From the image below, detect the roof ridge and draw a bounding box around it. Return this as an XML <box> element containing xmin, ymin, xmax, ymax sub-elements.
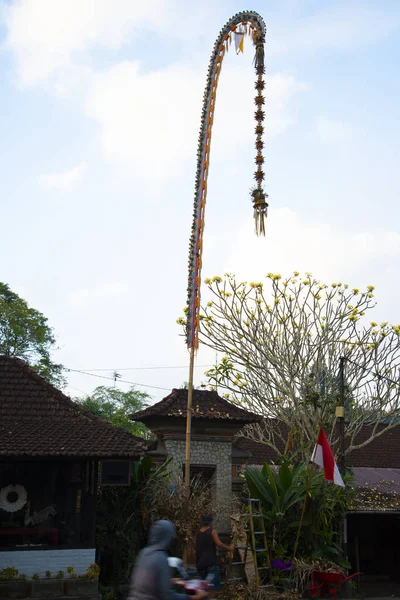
<box><xmin>131</xmin><ymin>387</ymin><xmax>261</xmax><ymax>422</ymax></box>
<box><xmin>0</xmin><ymin>355</ymin><xmax>146</xmax><ymax>457</ymax></box>
<box><xmin>0</xmin><ymin>355</ymin><xmax>132</xmax><ymax>431</ymax></box>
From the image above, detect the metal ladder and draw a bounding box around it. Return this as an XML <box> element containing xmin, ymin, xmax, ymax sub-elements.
<box><xmin>227</xmin><ymin>498</ymin><xmax>273</xmax><ymax>589</ymax></box>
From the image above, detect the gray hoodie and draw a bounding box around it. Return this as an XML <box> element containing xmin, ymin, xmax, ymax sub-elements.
<box><xmin>128</xmin><ymin>520</ymin><xmax>186</xmax><ymax>600</ymax></box>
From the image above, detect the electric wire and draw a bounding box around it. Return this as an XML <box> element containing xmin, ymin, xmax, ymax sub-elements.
<box><xmin>66</xmin><ymin>368</ymin><xmax>172</xmax><ymax>391</ymax></box>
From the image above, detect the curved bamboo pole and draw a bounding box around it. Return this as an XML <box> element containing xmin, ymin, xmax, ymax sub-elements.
<box><xmin>183</xmin><ymin>11</ymin><xmax>269</xmax><ymax>541</ymax></box>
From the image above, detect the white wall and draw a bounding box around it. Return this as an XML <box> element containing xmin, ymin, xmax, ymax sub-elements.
<box><xmin>0</xmin><ymin>548</ymin><xmax>96</xmax><ymax>577</ymax></box>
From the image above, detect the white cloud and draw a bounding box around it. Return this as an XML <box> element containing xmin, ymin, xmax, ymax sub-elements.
<box><xmin>316</xmin><ymin>117</ymin><xmax>353</xmax><ymax>143</ymax></box>
<box><xmin>68</xmin><ymin>283</ymin><xmax>128</xmax><ymax>306</ymax></box>
<box><xmin>2</xmin><ymin>0</ymin><xmax>165</xmax><ymax>87</ymax></box>
<box><xmin>223</xmin><ymin>208</ymin><xmax>400</xmax><ymax>318</ymax></box>
<box><xmin>85</xmin><ymin>58</ymin><xmax>307</xmax><ymax>178</ymax></box>
<box><xmin>37</xmin><ymin>162</ymin><xmax>87</xmax><ymax>190</ymax></box>
<box><xmin>85</xmin><ymin>61</ymin><xmax>203</xmax><ymax>178</ymax></box>
<box><xmin>2</xmin><ymin>0</ymin><xmax>308</xmax><ymax>181</ymax></box>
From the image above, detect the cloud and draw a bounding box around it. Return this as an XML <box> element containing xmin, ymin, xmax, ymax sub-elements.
<box><xmin>2</xmin><ymin>0</ymin><xmax>166</xmax><ymax>87</ymax></box>
<box><xmin>2</xmin><ymin>1</ymin><xmax>307</xmax><ymax>181</ymax></box>
<box><xmin>85</xmin><ymin>61</ymin><xmax>203</xmax><ymax>178</ymax></box>
<box><xmin>37</xmin><ymin>162</ymin><xmax>87</xmax><ymax>190</ymax></box>
<box><xmin>223</xmin><ymin>208</ymin><xmax>400</xmax><ymax>315</ymax></box>
<box><xmin>85</xmin><ymin>58</ymin><xmax>307</xmax><ymax>178</ymax></box>
<box><xmin>316</xmin><ymin>117</ymin><xmax>353</xmax><ymax>143</ymax></box>
<box><xmin>68</xmin><ymin>283</ymin><xmax>128</xmax><ymax>306</ymax></box>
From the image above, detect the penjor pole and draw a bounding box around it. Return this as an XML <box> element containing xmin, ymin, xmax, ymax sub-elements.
<box><xmin>184</xmin><ymin>10</ymin><xmax>269</xmax><ymax>531</ymax></box>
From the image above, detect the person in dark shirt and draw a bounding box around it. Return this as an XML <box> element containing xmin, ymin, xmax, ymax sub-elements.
<box><xmin>195</xmin><ymin>515</ymin><xmax>234</xmax><ymax>591</ymax></box>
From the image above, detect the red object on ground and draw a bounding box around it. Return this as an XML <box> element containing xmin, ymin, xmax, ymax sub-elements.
<box><xmin>307</xmin><ymin>571</ymin><xmax>360</xmax><ymax>599</ymax></box>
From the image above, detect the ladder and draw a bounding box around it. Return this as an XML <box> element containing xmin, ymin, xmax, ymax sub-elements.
<box><xmin>227</xmin><ymin>498</ymin><xmax>273</xmax><ymax>589</ymax></box>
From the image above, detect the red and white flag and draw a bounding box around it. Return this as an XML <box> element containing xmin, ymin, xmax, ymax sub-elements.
<box><xmin>311</xmin><ymin>428</ymin><xmax>345</xmax><ymax>487</ymax></box>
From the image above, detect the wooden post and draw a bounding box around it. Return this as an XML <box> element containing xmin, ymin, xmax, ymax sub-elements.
<box><xmin>183</xmin><ymin>346</ymin><xmax>195</xmax><ymax>566</ymax></box>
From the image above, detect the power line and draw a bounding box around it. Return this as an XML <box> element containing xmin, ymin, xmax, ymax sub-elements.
<box><xmin>71</xmin><ymin>364</ymin><xmax>213</xmax><ymax>373</ymax></box>
<box><xmin>66</xmin><ymin>368</ymin><xmax>172</xmax><ymax>392</ymax></box>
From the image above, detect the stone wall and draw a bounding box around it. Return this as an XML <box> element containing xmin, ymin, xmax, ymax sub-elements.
<box><xmin>165</xmin><ymin>438</ymin><xmax>232</xmax><ymax>532</ymax></box>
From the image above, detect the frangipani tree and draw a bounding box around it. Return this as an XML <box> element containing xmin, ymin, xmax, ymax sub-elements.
<box><xmin>178</xmin><ymin>273</ymin><xmax>400</xmax><ymax>458</ymax></box>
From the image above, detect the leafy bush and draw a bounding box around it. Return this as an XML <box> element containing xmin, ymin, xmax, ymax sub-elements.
<box><xmin>0</xmin><ymin>567</ymin><xmax>20</xmax><ymax>582</ymax></box>
<box><xmin>96</xmin><ymin>456</ymin><xmax>171</xmax><ymax>585</ymax></box>
<box><xmin>245</xmin><ymin>460</ymin><xmax>354</xmax><ymax>570</ymax></box>
<box><xmin>55</xmin><ymin>571</ymin><xmax>65</xmax><ymax>580</ymax></box>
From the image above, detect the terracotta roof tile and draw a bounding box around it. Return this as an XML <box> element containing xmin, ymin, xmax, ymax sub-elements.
<box><xmin>0</xmin><ymin>356</ymin><xmax>145</xmax><ymax>458</ymax></box>
<box><xmin>131</xmin><ymin>388</ymin><xmax>262</xmax><ymax>423</ymax></box>
<box><xmin>234</xmin><ymin>422</ymin><xmax>400</xmax><ymax>468</ymax></box>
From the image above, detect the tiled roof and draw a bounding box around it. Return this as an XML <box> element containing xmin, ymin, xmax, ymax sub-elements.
<box><xmin>131</xmin><ymin>388</ymin><xmax>262</xmax><ymax>423</ymax></box>
<box><xmin>234</xmin><ymin>423</ymin><xmax>400</xmax><ymax>469</ymax></box>
<box><xmin>233</xmin><ymin>436</ymin><xmax>279</xmax><ymax>464</ymax></box>
<box><xmin>0</xmin><ymin>356</ymin><xmax>146</xmax><ymax>458</ymax></box>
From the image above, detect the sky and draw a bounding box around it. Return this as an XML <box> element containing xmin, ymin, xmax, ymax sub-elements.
<box><xmin>0</xmin><ymin>0</ymin><xmax>400</xmax><ymax>403</ymax></box>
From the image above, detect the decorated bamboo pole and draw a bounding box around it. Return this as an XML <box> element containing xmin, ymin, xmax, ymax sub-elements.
<box><xmin>183</xmin><ymin>12</ymin><xmax>268</xmax><ymax>560</ymax></box>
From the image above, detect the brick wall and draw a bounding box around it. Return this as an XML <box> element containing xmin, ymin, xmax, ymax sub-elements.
<box><xmin>0</xmin><ymin>548</ymin><xmax>96</xmax><ymax>577</ymax></box>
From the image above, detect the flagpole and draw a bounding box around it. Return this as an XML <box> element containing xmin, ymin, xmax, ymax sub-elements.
<box><xmin>338</xmin><ymin>357</ymin><xmax>348</xmax><ymax>562</ymax></box>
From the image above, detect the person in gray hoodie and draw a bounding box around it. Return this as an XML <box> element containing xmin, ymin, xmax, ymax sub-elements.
<box><xmin>129</xmin><ymin>520</ymin><xmax>207</xmax><ymax>600</ymax></box>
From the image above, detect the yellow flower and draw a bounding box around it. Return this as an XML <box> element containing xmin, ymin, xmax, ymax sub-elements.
<box><xmin>204</xmin><ymin>278</ymin><xmax>211</xmax><ymax>284</ymax></box>
<box><xmin>272</xmin><ymin>274</ymin><xmax>281</xmax><ymax>280</ymax></box>
<box><xmin>353</xmin><ymin>288</ymin><xmax>360</xmax><ymax>295</ymax></box>
<box><xmin>293</xmin><ymin>271</ymin><xmax>299</xmax><ymax>276</ymax></box>
<box><xmin>371</xmin><ymin>322</ymin><xmax>377</xmax><ymax>327</ymax></box>
<box><xmin>367</xmin><ymin>285</ymin><xmax>375</xmax><ymax>292</ymax></box>
<box><xmin>274</xmin><ymin>298</ymin><xmax>280</xmax><ymax>304</ymax></box>
<box><xmin>332</xmin><ymin>283</ymin><xmax>338</xmax><ymax>288</ymax></box>
<box><xmin>207</xmin><ymin>301</ymin><xmax>212</xmax><ymax>307</ymax></box>
<box><xmin>212</xmin><ymin>276</ymin><xmax>222</xmax><ymax>283</ymax></box>
<box><xmin>302</xmin><ymin>280</ymin><xmax>310</xmax><ymax>286</ymax></box>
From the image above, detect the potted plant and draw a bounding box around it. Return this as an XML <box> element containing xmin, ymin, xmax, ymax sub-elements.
<box><xmin>65</xmin><ymin>565</ymin><xmax>100</xmax><ymax>596</ymax></box>
<box><xmin>0</xmin><ymin>567</ymin><xmax>31</xmax><ymax>599</ymax></box>
<box><xmin>31</xmin><ymin>571</ymin><xmax>64</xmax><ymax>598</ymax></box>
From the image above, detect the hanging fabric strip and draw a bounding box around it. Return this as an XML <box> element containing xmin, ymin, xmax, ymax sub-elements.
<box><xmin>234</xmin><ymin>28</ymin><xmax>245</xmax><ymax>54</ymax></box>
